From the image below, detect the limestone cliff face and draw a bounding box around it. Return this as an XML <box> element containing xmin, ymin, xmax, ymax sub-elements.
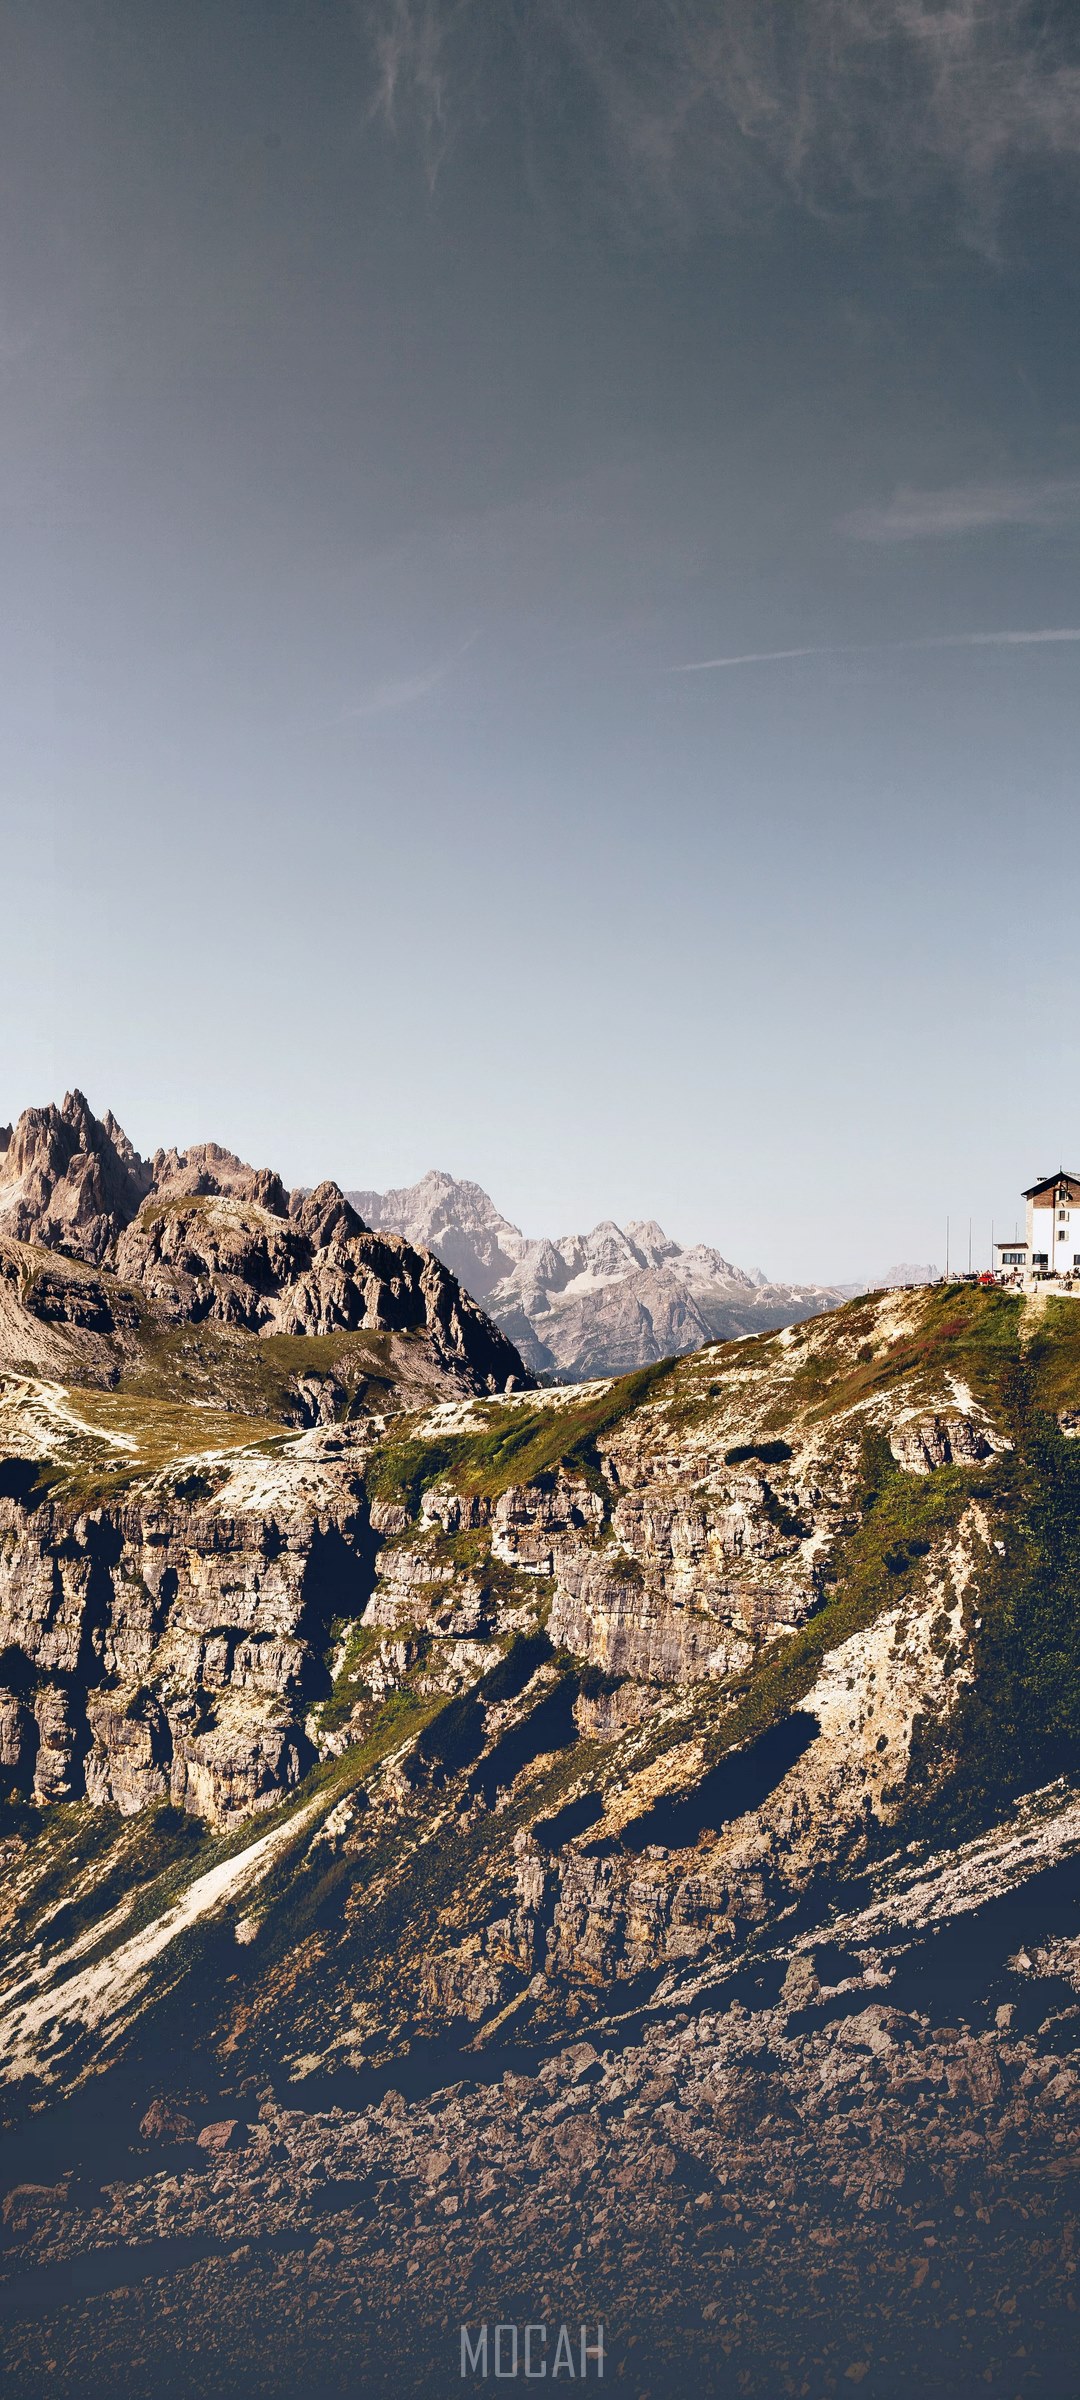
<box><xmin>360</xmin><ymin>1449</ymin><xmax>988</xmax><ymax>2035</ymax></box>
<box><xmin>0</xmin><ymin>1258</ymin><xmax>1027</xmax><ymax>1874</ymax></box>
<box><xmin>498</xmin><ymin>1552</ymin><xmax>980</xmax><ymax>2009</ymax></box>
<box><xmin>0</xmin><ymin>1279</ymin><xmax>1066</xmax><ymax>2035</ymax></box>
<box><xmin>0</xmin><ymin>1098</ymin><xmax>530</xmax><ymax>1826</ymax></box>
<box><xmin>370</xmin><ymin>1452</ymin><xmax>817</xmax><ymax>1687</ymax></box>
<box><xmin>0</xmin><ymin>1428</ymin><xmax>375</xmax><ymax>1822</ymax></box>
<box><xmin>3</xmin><ymin>1282</ymin><xmax>1080</xmax><ymax>2400</ymax></box>
<box><xmin>365</xmin><ymin>1331</ymin><xmax>994</xmax><ymax>1695</ymax></box>
<box><xmin>331</xmin><ymin>1298</ymin><xmax>1003</xmax><ymax>2035</ymax></box>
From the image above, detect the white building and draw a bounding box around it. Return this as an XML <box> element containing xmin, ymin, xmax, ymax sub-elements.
<box><xmin>996</xmin><ymin>1168</ymin><xmax>1080</xmax><ymax>1281</ymax></box>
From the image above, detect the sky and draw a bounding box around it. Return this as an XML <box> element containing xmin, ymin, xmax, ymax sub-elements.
<box><xmin>2</xmin><ymin>1</ymin><xmax>1080</xmax><ymax>1282</ymax></box>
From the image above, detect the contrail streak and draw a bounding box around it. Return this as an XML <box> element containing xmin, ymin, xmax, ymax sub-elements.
<box><xmin>672</xmin><ymin>628</ymin><xmax>1080</xmax><ymax>673</ymax></box>
<box><xmin>339</xmin><ymin>630</ymin><xmax>478</xmax><ymax>720</ymax></box>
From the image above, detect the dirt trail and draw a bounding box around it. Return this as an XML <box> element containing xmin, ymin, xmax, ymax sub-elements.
<box><xmin>1018</xmin><ymin>1287</ymin><xmax>1050</xmax><ymax>1346</ymax></box>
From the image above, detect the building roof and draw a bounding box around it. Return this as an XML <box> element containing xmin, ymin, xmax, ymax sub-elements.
<box><xmin>1023</xmin><ymin>1168</ymin><xmax>1080</xmax><ymax>1200</ymax></box>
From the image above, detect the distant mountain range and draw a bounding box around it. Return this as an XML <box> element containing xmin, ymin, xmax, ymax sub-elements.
<box><xmin>347</xmin><ymin>1168</ymin><xmax>873</xmax><ymax>1381</ymax></box>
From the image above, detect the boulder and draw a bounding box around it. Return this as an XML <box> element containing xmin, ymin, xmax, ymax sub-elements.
<box><xmin>196</xmin><ymin>2119</ymin><xmax>243</xmax><ymax>2154</ymax></box>
<box><xmin>139</xmin><ymin>2097</ymin><xmax>196</xmax><ymax>2143</ymax></box>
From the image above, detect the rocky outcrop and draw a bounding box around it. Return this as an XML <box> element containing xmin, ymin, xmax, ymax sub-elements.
<box><xmin>149</xmin><ymin>1141</ymin><xmax>289</xmax><ymax>1214</ymax></box>
<box><xmin>114</xmin><ymin>1189</ymin><xmax>524</xmax><ymax>1387</ymax></box>
<box><xmin>365</xmin><ymin>1398</ymin><xmax>847</xmax><ymax>1689</ymax></box>
<box><xmin>888</xmin><ymin>1409</ymin><xmax>999</xmax><ymax>1472</ymax></box>
<box><xmin>0</xmin><ymin>1101</ymin><xmax>526</xmax><ymax>1401</ymax></box>
<box><xmin>0</xmin><ymin>1092</ymin><xmax>151</xmax><ymax>1266</ymax></box>
<box><xmin>0</xmin><ymin>1095</ymin><xmax>295</xmax><ymax>1269</ymax></box>
<box><xmin>0</xmin><ymin>1238</ymin><xmax>145</xmax><ymax>1393</ymax></box>
<box><xmin>0</xmin><ymin>1429</ymin><xmax>374</xmax><ymax>1822</ymax></box>
<box><xmin>0</xmin><ymin>1277</ymin><xmax>1077</xmax><ymax>2400</ymax></box>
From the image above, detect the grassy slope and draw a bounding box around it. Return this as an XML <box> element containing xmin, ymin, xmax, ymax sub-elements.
<box><xmin>366</xmin><ymin>1360</ymin><xmax>677</xmax><ymax>1512</ymax></box>
<box><xmin>905</xmin><ymin>1300</ymin><xmax>1080</xmax><ymax>1833</ymax></box>
<box><xmin>114</xmin><ymin>1324</ymin><xmax>402</xmax><ymax>1419</ymax></box>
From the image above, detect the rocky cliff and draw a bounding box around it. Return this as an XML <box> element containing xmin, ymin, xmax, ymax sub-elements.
<box><xmin>3</xmin><ymin>1274</ymin><xmax>1077</xmax><ymax>1942</ymax></box>
<box><xmin>0</xmin><ymin>1090</ymin><xmax>314</xmax><ymax>1267</ymax></box>
<box><xmin>0</xmin><ymin>1096</ymin><xmax>528</xmax><ymax>1828</ymax></box>
<box><xmin>0</xmin><ymin>1093</ymin><xmax>153</xmax><ymax>1266</ymax></box>
<box><xmin>3</xmin><ymin>1269</ymin><xmax>1080</xmax><ymax>2394</ymax></box>
<box><xmin>352</xmin><ymin>1168</ymin><xmax>850</xmax><ymax>1380</ymax></box>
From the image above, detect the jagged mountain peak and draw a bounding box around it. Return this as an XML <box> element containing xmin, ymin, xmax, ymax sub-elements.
<box><xmin>348</xmin><ymin>1166</ymin><xmax>529</xmax><ymax>1298</ymax></box>
<box><xmin>0</xmin><ymin>1099</ymin><xmax>529</xmax><ymax>1407</ymax></box>
<box><xmin>624</xmin><ymin>1217</ymin><xmax>681</xmax><ymax>1266</ymax></box>
<box><xmin>289</xmin><ymin>1179</ymin><xmax>369</xmax><ymax>1246</ymax></box>
<box><xmin>0</xmin><ymin>1091</ymin><xmax>152</xmax><ymax>1265</ymax></box>
<box><xmin>150</xmin><ymin>1137</ymin><xmax>289</xmax><ymax>1216</ymax></box>
<box><xmin>355</xmin><ymin>1170</ymin><xmax>849</xmax><ymax>1380</ymax></box>
<box><xmin>351</xmin><ymin>1165</ymin><xmax>519</xmax><ymax>1230</ymax></box>
<box><xmin>0</xmin><ymin>1097</ymin><xmax>319</xmax><ymax>1263</ymax></box>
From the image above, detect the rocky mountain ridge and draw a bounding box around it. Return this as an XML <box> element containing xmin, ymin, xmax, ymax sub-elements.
<box><xmin>0</xmin><ymin>1091</ymin><xmax>294</xmax><ymax>1268</ymax></box>
<box><xmin>350</xmin><ymin>1167</ymin><xmax>851</xmax><ymax>1380</ymax></box>
<box><xmin>0</xmin><ymin>1092</ymin><xmax>524</xmax><ymax>1395</ymax></box>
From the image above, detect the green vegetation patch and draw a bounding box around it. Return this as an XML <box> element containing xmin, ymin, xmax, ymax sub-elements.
<box><xmin>784</xmin><ymin>1284</ymin><xmax>1025</xmax><ymax>1427</ymax></box>
<box><xmin>366</xmin><ymin>1360</ymin><xmax>676</xmax><ymax>1515</ymax></box>
<box><xmin>906</xmin><ymin>1358</ymin><xmax>1080</xmax><ymax>1836</ymax></box>
<box><xmin>116</xmin><ymin>1323</ymin><xmax>399</xmax><ymax>1423</ymax></box>
<box><xmin>645</xmin><ymin>1337</ymin><xmax>770</xmax><ymax>1438</ymax></box>
<box><xmin>58</xmin><ymin>1386</ymin><xmax>282</xmax><ymax>1459</ymax></box>
<box><xmin>316</xmin><ymin>1618</ymin><xmax>430</xmax><ymax>1736</ymax></box>
<box><xmin>1022</xmin><ymin>1295</ymin><xmax>1080</xmax><ymax>1419</ymax></box>
<box><xmin>24</xmin><ymin>1384</ymin><xmax>288</xmax><ymax>1512</ymax></box>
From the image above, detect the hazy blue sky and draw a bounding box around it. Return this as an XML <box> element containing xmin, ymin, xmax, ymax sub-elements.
<box><xmin>3</xmin><ymin>1</ymin><xmax>1080</xmax><ymax>1280</ymax></box>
